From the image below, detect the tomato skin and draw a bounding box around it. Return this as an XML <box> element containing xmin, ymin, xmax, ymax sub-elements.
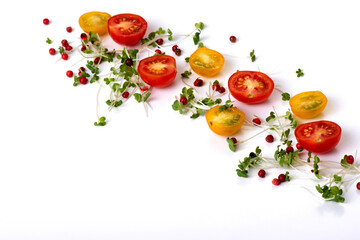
<box><xmin>137</xmin><ymin>55</ymin><xmax>177</xmax><ymax>88</ymax></box>
<box><xmin>290</xmin><ymin>91</ymin><xmax>327</xmax><ymax>119</ymax></box>
<box><xmin>108</xmin><ymin>13</ymin><xmax>147</xmax><ymax>46</ymax></box>
<box><xmin>189</xmin><ymin>48</ymin><xmax>225</xmax><ymax>77</ymax></box>
<box><xmin>294</xmin><ymin>120</ymin><xmax>341</xmax><ymax>153</ymax></box>
<box><xmin>205</xmin><ymin>105</ymin><xmax>246</xmax><ymax>136</ymax></box>
<box><xmin>79</xmin><ymin>12</ymin><xmax>111</xmax><ymax>35</ymax></box>
<box><xmin>228</xmin><ymin>71</ymin><xmax>274</xmax><ymax>104</ymax></box>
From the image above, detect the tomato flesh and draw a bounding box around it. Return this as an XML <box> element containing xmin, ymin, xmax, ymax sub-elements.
<box><xmin>294</xmin><ymin>120</ymin><xmax>341</xmax><ymax>153</ymax></box>
<box><xmin>137</xmin><ymin>55</ymin><xmax>177</xmax><ymax>87</ymax></box>
<box><xmin>228</xmin><ymin>71</ymin><xmax>274</xmax><ymax>104</ymax></box>
<box><xmin>79</xmin><ymin>12</ymin><xmax>111</xmax><ymax>35</ymax></box>
<box><xmin>108</xmin><ymin>13</ymin><xmax>147</xmax><ymax>46</ymax></box>
<box><xmin>189</xmin><ymin>48</ymin><xmax>224</xmax><ymax>77</ymax></box>
<box><xmin>290</xmin><ymin>91</ymin><xmax>327</xmax><ymax>119</ymax></box>
<box><xmin>205</xmin><ymin>105</ymin><xmax>245</xmax><ymax>136</ymax></box>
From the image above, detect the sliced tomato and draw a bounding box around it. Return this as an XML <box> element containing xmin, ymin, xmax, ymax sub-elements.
<box><xmin>189</xmin><ymin>48</ymin><xmax>225</xmax><ymax>77</ymax></box>
<box><xmin>79</xmin><ymin>11</ymin><xmax>111</xmax><ymax>35</ymax></box>
<box><xmin>205</xmin><ymin>105</ymin><xmax>245</xmax><ymax>136</ymax></box>
<box><xmin>290</xmin><ymin>91</ymin><xmax>327</xmax><ymax>119</ymax></box>
<box><xmin>108</xmin><ymin>13</ymin><xmax>147</xmax><ymax>46</ymax></box>
<box><xmin>228</xmin><ymin>71</ymin><xmax>274</xmax><ymax>104</ymax></box>
<box><xmin>294</xmin><ymin>120</ymin><xmax>341</xmax><ymax>153</ymax></box>
<box><xmin>137</xmin><ymin>55</ymin><xmax>177</xmax><ymax>87</ymax></box>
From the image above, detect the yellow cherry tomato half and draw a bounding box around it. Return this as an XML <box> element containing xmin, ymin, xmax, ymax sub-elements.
<box><xmin>289</xmin><ymin>91</ymin><xmax>327</xmax><ymax>119</ymax></box>
<box><xmin>205</xmin><ymin>105</ymin><xmax>245</xmax><ymax>136</ymax></box>
<box><xmin>189</xmin><ymin>48</ymin><xmax>225</xmax><ymax>77</ymax></box>
<box><xmin>79</xmin><ymin>11</ymin><xmax>111</xmax><ymax>35</ymax></box>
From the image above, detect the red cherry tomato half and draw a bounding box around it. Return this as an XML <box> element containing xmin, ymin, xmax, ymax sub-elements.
<box><xmin>294</xmin><ymin>120</ymin><xmax>342</xmax><ymax>154</ymax></box>
<box><xmin>137</xmin><ymin>55</ymin><xmax>177</xmax><ymax>87</ymax></box>
<box><xmin>108</xmin><ymin>13</ymin><xmax>147</xmax><ymax>46</ymax></box>
<box><xmin>228</xmin><ymin>71</ymin><xmax>274</xmax><ymax>104</ymax></box>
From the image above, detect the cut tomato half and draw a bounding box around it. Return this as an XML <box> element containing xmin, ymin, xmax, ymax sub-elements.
<box><xmin>228</xmin><ymin>71</ymin><xmax>274</xmax><ymax>104</ymax></box>
<box><xmin>108</xmin><ymin>13</ymin><xmax>147</xmax><ymax>46</ymax></box>
<box><xmin>137</xmin><ymin>55</ymin><xmax>177</xmax><ymax>87</ymax></box>
<box><xmin>294</xmin><ymin>120</ymin><xmax>341</xmax><ymax>153</ymax></box>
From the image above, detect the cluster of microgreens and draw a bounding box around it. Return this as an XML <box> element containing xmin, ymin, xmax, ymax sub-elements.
<box><xmin>44</xmin><ymin>17</ymin><xmax>359</xmax><ymax>202</ymax></box>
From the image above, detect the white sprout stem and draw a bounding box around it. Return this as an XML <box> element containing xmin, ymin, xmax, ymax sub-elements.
<box><xmin>238</xmin><ymin>127</ymin><xmax>273</xmax><ymax>144</ymax></box>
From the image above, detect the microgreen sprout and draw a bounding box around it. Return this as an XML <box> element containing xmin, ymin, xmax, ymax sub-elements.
<box><xmin>296</xmin><ymin>68</ymin><xmax>304</xmax><ymax>77</ymax></box>
<box><xmin>46</xmin><ymin>38</ymin><xmax>53</xmax><ymax>44</ymax></box>
<box><xmin>94</xmin><ymin>116</ymin><xmax>106</xmax><ymax>126</ymax></box>
<box><xmin>250</xmin><ymin>49</ymin><xmax>256</xmax><ymax>62</ymax></box>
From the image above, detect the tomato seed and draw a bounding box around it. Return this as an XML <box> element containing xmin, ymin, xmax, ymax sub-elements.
<box><xmin>66</xmin><ymin>26</ymin><xmax>72</xmax><ymax>33</ymax></box>
<box><xmin>346</xmin><ymin>155</ymin><xmax>354</xmax><ymax>164</ymax></box>
<box><xmin>357</xmin><ymin>182</ymin><xmax>360</xmax><ymax>190</ymax></box>
<box><xmin>229</xmin><ymin>35</ymin><xmax>237</xmax><ymax>43</ymax></box>
<box><xmin>252</xmin><ymin>118</ymin><xmax>261</xmax><ymax>125</ymax></box>
<box><xmin>180</xmin><ymin>96</ymin><xmax>188</xmax><ymax>105</ymax></box>
<box><xmin>66</xmin><ymin>70</ymin><xmax>73</xmax><ymax>78</ymax></box>
<box><xmin>272</xmin><ymin>178</ymin><xmax>280</xmax><ymax>186</ymax></box>
<box><xmin>61</xmin><ymin>53</ymin><xmax>69</xmax><ymax>60</ymax></box>
<box><xmin>122</xmin><ymin>91</ymin><xmax>130</xmax><ymax>98</ymax></box>
<box><xmin>79</xmin><ymin>77</ymin><xmax>88</xmax><ymax>85</ymax></box>
<box><xmin>265</xmin><ymin>135</ymin><xmax>274</xmax><ymax>143</ymax></box>
<box><xmin>258</xmin><ymin>169</ymin><xmax>266</xmax><ymax>178</ymax></box>
<box><xmin>49</xmin><ymin>48</ymin><xmax>56</xmax><ymax>55</ymax></box>
<box><xmin>43</xmin><ymin>18</ymin><xmax>50</xmax><ymax>25</ymax></box>
<box><xmin>193</xmin><ymin>78</ymin><xmax>204</xmax><ymax>87</ymax></box>
<box><xmin>278</xmin><ymin>174</ymin><xmax>286</xmax><ymax>182</ymax></box>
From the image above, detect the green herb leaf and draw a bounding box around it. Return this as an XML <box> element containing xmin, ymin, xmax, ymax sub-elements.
<box><xmin>227</xmin><ymin>138</ymin><xmax>236</xmax><ymax>152</ymax></box>
<box><xmin>296</xmin><ymin>68</ymin><xmax>304</xmax><ymax>77</ymax></box>
<box><xmin>282</xmin><ymin>92</ymin><xmax>291</xmax><ymax>101</ymax></box>
<box><xmin>250</xmin><ymin>49</ymin><xmax>256</xmax><ymax>62</ymax></box>
<box><xmin>46</xmin><ymin>38</ymin><xmax>53</xmax><ymax>44</ymax></box>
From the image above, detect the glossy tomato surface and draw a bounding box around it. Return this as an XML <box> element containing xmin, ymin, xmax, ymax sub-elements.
<box><xmin>138</xmin><ymin>55</ymin><xmax>177</xmax><ymax>87</ymax></box>
<box><xmin>108</xmin><ymin>13</ymin><xmax>147</xmax><ymax>46</ymax></box>
<box><xmin>205</xmin><ymin>105</ymin><xmax>245</xmax><ymax>136</ymax></box>
<box><xmin>290</xmin><ymin>91</ymin><xmax>327</xmax><ymax>119</ymax></box>
<box><xmin>79</xmin><ymin>12</ymin><xmax>111</xmax><ymax>35</ymax></box>
<box><xmin>228</xmin><ymin>71</ymin><xmax>274</xmax><ymax>104</ymax></box>
<box><xmin>294</xmin><ymin>120</ymin><xmax>341</xmax><ymax>153</ymax></box>
<box><xmin>189</xmin><ymin>48</ymin><xmax>224</xmax><ymax>77</ymax></box>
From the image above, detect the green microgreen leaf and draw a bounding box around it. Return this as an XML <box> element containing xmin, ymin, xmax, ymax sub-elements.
<box><xmin>250</xmin><ymin>49</ymin><xmax>256</xmax><ymax>62</ymax></box>
<box><xmin>181</xmin><ymin>70</ymin><xmax>192</xmax><ymax>78</ymax></box>
<box><xmin>282</xmin><ymin>92</ymin><xmax>291</xmax><ymax>101</ymax></box>
<box><xmin>227</xmin><ymin>138</ymin><xmax>236</xmax><ymax>152</ymax></box>
<box><xmin>46</xmin><ymin>38</ymin><xmax>53</xmax><ymax>44</ymax></box>
<box><xmin>94</xmin><ymin>116</ymin><xmax>106</xmax><ymax>126</ymax></box>
<box><xmin>296</xmin><ymin>68</ymin><xmax>304</xmax><ymax>77</ymax></box>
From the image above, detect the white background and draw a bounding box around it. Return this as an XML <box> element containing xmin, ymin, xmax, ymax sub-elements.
<box><xmin>1</xmin><ymin>0</ymin><xmax>360</xmax><ymax>239</ymax></box>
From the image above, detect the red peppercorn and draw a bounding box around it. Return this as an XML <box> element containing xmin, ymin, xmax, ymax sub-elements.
<box><xmin>43</xmin><ymin>18</ymin><xmax>50</xmax><ymax>25</ymax></box>
<box><xmin>218</xmin><ymin>87</ymin><xmax>226</xmax><ymax>93</ymax></box>
<box><xmin>61</xmin><ymin>53</ymin><xmax>69</xmax><ymax>60</ymax></box>
<box><xmin>212</xmin><ymin>83</ymin><xmax>220</xmax><ymax>91</ymax></box>
<box><xmin>230</xmin><ymin>137</ymin><xmax>237</xmax><ymax>144</ymax></box>
<box><xmin>140</xmin><ymin>86</ymin><xmax>149</xmax><ymax>91</ymax></box>
<box><xmin>79</xmin><ymin>67</ymin><xmax>86</xmax><ymax>72</ymax></box>
<box><xmin>156</xmin><ymin>38</ymin><xmax>164</xmax><ymax>45</ymax></box>
<box><xmin>81</xmin><ymin>45</ymin><xmax>87</xmax><ymax>52</ymax></box>
<box><xmin>61</xmin><ymin>39</ymin><xmax>69</xmax><ymax>47</ymax></box>
<box><xmin>122</xmin><ymin>91</ymin><xmax>130</xmax><ymax>98</ymax></box>
<box><xmin>172</xmin><ymin>45</ymin><xmax>178</xmax><ymax>52</ymax></box>
<box><xmin>49</xmin><ymin>48</ymin><xmax>56</xmax><ymax>55</ymax></box>
<box><xmin>258</xmin><ymin>169</ymin><xmax>266</xmax><ymax>178</ymax></box>
<box><xmin>79</xmin><ymin>77</ymin><xmax>88</xmax><ymax>85</ymax></box>
<box><xmin>346</xmin><ymin>155</ymin><xmax>354</xmax><ymax>164</ymax></box>
<box><xmin>66</xmin><ymin>70</ymin><xmax>73</xmax><ymax>78</ymax></box>
<box><xmin>229</xmin><ymin>35</ymin><xmax>237</xmax><ymax>43</ymax></box>
<box><xmin>66</xmin><ymin>26</ymin><xmax>72</xmax><ymax>33</ymax></box>
<box><xmin>296</xmin><ymin>142</ymin><xmax>303</xmax><ymax>150</ymax></box>
<box><xmin>174</xmin><ymin>48</ymin><xmax>181</xmax><ymax>56</ymax></box>
<box><xmin>272</xmin><ymin>178</ymin><xmax>280</xmax><ymax>186</ymax></box>
<box><xmin>180</xmin><ymin>96</ymin><xmax>188</xmax><ymax>105</ymax></box>
<box><xmin>193</xmin><ymin>78</ymin><xmax>203</xmax><ymax>87</ymax></box>
<box><xmin>94</xmin><ymin>57</ymin><xmax>102</xmax><ymax>65</ymax></box>
<box><xmin>80</xmin><ymin>33</ymin><xmax>88</xmax><ymax>40</ymax></box>
<box><xmin>265</xmin><ymin>135</ymin><xmax>274</xmax><ymax>143</ymax></box>
<box><xmin>125</xmin><ymin>58</ymin><xmax>133</xmax><ymax>66</ymax></box>
<box><xmin>278</xmin><ymin>174</ymin><xmax>286</xmax><ymax>182</ymax></box>
<box><xmin>252</xmin><ymin>118</ymin><xmax>261</xmax><ymax>125</ymax></box>
<box><xmin>155</xmin><ymin>49</ymin><xmax>162</xmax><ymax>54</ymax></box>
<box><xmin>357</xmin><ymin>182</ymin><xmax>360</xmax><ymax>190</ymax></box>
<box><xmin>286</xmin><ymin>146</ymin><xmax>294</xmax><ymax>153</ymax></box>
<box><xmin>65</xmin><ymin>45</ymin><xmax>72</xmax><ymax>51</ymax></box>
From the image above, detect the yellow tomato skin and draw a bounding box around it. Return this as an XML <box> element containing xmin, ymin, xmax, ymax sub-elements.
<box><xmin>79</xmin><ymin>12</ymin><xmax>111</xmax><ymax>35</ymax></box>
<box><xmin>189</xmin><ymin>48</ymin><xmax>225</xmax><ymax>77</ymax></box>
<box><xmin>205</xmin><ymin>105</ymin><xmax>245</xmax><ymax>136</ymax></box>
<box><xmin>289</xmin><ymin>91</ymin><xmax>327</xmax><ymax>119</ymax></box>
